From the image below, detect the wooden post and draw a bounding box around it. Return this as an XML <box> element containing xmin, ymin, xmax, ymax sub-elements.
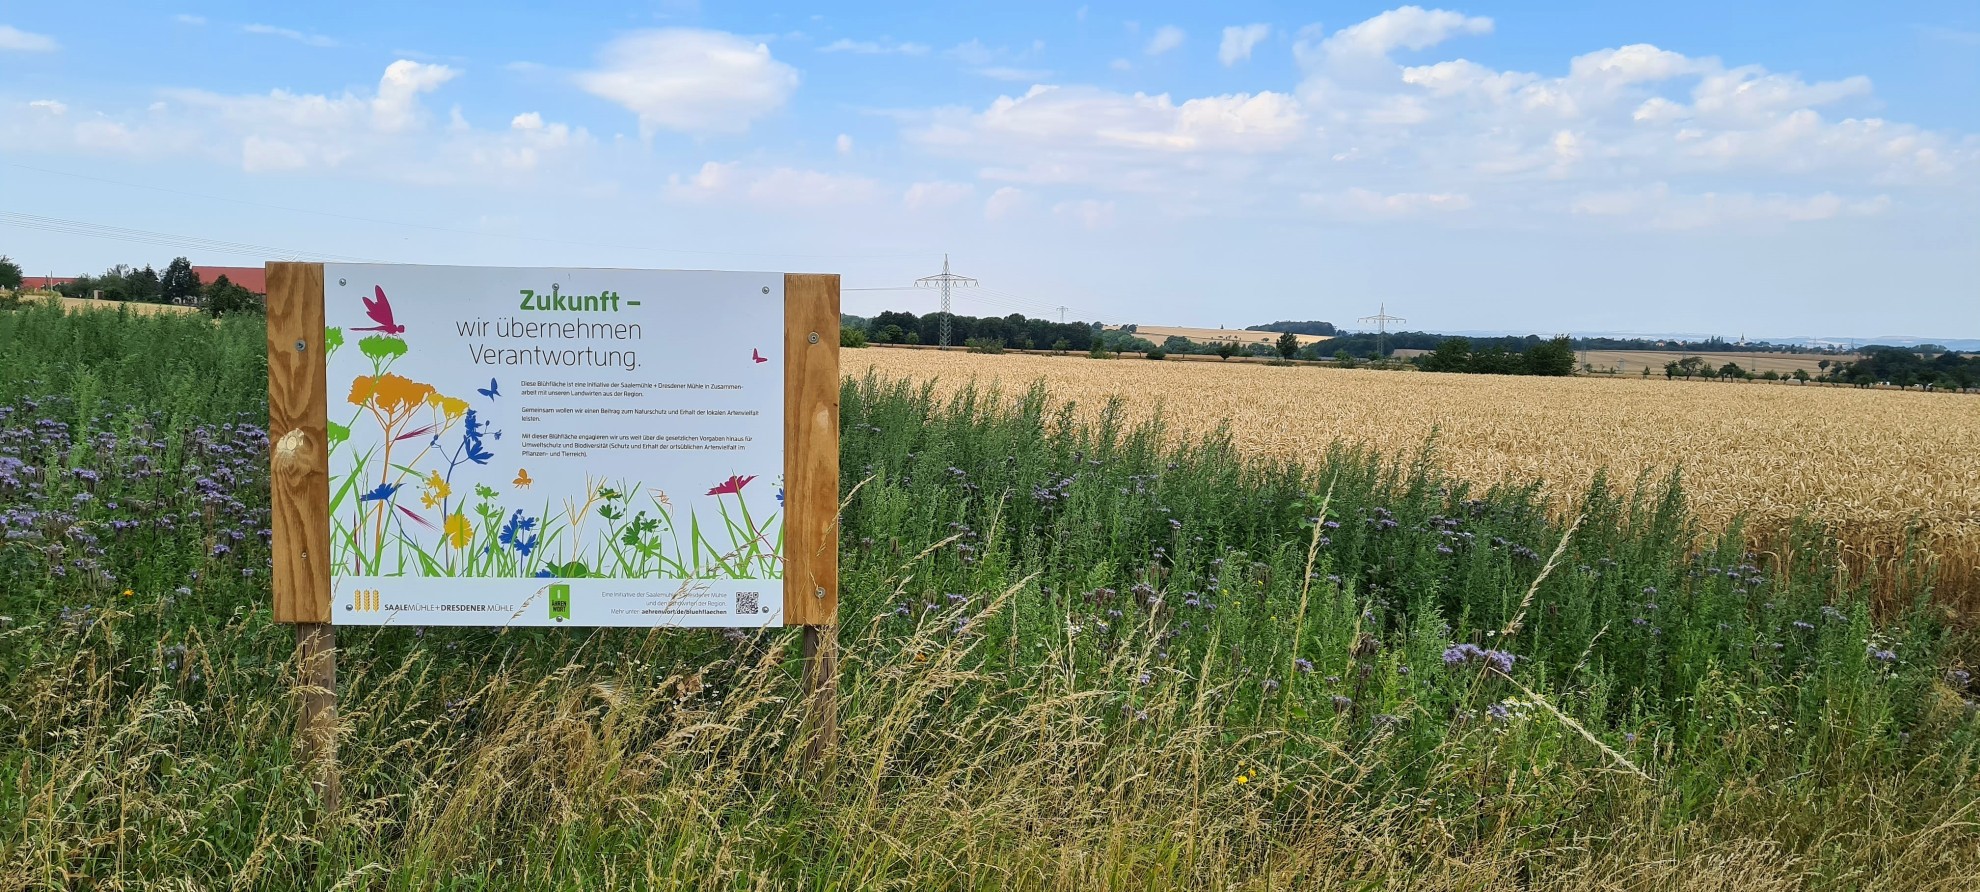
<box><xmin>266</xmin><ymin>262</ymin><xmax>338</xmax><ymax>809</ymax></box>
<box><xmin>783</xmin><ymin>273</ymin><xmax>841</xmax><ymax>760</ymax></box>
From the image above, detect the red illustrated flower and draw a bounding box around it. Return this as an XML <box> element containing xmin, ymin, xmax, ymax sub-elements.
<box><xmin>707</xmin><ymin>474</ymin><xmax>756</xmax><ymax>496</ymax></box>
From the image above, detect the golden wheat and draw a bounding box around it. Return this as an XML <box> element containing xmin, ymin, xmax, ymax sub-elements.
<box><xmin>851</xmin><ymin>348</ymin><xmax>1980</xmax><ymax>606</ymax></box>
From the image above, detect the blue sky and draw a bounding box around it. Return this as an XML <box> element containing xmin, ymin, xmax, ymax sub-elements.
<box><xmin>3</xmin><ymin>2</ymin><xmax>1976</xmax><ymax>338</ymax></box>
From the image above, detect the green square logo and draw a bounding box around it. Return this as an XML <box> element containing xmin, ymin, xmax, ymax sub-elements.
<box><xmin>548</xmin><ymin>584</ymin><xmax>571</xmax><ymax>621</ymax></box>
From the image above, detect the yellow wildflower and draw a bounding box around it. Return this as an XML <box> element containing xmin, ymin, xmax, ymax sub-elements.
<box><xmin>444</xmin><ymin>512</ymin><xmax>473</xmax><ymax>548</ymax></box>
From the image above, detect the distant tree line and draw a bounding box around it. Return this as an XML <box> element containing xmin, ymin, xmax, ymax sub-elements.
<box><xmin>1821</xmin><ymin>348</ymin><xmax>1978</xmax><ymax>390</ymax></box>
<box><xmin>1412</xmin><ymin>337</ymin><xmax>1578</xmax><ymax>377</ymax></box>
<box><xmin>856</xmin><ymin>310</ymin><xmax>1100</xmax><ymax>352</ymax></box>
<box><xmin>1246</xmin><ymin>320</ymin><xmax>1338</xmax><ymax>336</ymax></box>
<box><xmin>2</xmin><ymin>254</ymin><xmax>260</xmax><ymax>317</ymax></box>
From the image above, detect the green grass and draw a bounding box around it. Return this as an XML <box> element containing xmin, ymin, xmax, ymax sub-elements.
<box><xmin>1</xmin><ymin>304</ymin><xmax>1977</xmax><ymax>890</ymax></box>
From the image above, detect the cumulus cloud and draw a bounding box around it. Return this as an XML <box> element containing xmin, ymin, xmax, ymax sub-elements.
<box><xmin>28</xmin><ymin>99</ymin><xmax>66</xmax><ymax>115</ymax></box>
<box><xmin>578</xmin><ymin>29</ymin><xmax>799</xmax><ymax>136</ymax></box>
<box><xmin>0</xmin><ymin>24</ymin><xmax>58</xmax><ymax>52</ymax></box>
<box><xmin>1145</xmin><ymin>26</ymin><xmax>1186</xmax><ymax>56</ymax></box>
<box><xmin>8</xmin><ymin>60</ymin><xmax>596</xmax><ymax>184</ymax></box>
<box><xmin>1219</xmin><ymin>24</ymin><xmax>1271</xmax><ymax>66</ymax></box>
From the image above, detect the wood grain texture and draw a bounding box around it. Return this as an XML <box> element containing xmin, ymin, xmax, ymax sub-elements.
<box><xmin>782</xmin><ymin>273</ymin><xmax>840</xmax><ymax>627</ymax></box>
<box><xmin>802</xmin><ymin>625</ymin><xmax>838</xmax><ymax>764</ymax></box>
<box><xmin>296</xmin><ymin>622</ymin><xmax>341</xmax><ymax>811</ymax></box>
<box><xmin>266</xmin><ymin>262</ymin><xmax>332</xmax><ymax>624</ymax></box>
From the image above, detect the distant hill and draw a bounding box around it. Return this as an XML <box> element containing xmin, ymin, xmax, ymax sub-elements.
<box><xmin>1245</xmin><ymin>320</ymin><xmax>1338</xmax><ymax>336</ymax></box>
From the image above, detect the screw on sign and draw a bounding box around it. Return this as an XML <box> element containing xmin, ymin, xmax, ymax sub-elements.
<box><xmin>263</xmin><ymin>262</ymin><xmax>842</xmax><ymax>811</ymax></box>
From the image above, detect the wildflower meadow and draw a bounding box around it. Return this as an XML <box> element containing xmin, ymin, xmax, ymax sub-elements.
<box><xmin>2</xmin><ymin>300</ymin><xmax>1978</xmax><ymax>889</ymax></box>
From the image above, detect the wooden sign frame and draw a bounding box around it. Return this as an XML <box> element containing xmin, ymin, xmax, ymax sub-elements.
<box><xmin>265</xmin><ymin>262</ymin><xmax>841</xmax><ymax>807</ymax></box>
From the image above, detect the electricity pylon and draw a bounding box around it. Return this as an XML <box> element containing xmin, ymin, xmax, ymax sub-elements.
<box><xmin>1358</xmin><ymin>303</ymin><xmax>1407</xmax><ymax>361</ymax></box>
<box><xmin>915</xmin><ymin>254</ymin><xmax>977</xmax><ymax>347</ymax></box>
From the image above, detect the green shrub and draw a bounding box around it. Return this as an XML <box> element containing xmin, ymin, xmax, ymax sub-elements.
<box><xmin>841</xmin><ymin>327</ymin><xmax>868</xmax><ymax>348</ymax></box>
<box><xmin>965</xmin><ymin>337</ymin><xmax>1006</xmax><ymax>354</ymax></box>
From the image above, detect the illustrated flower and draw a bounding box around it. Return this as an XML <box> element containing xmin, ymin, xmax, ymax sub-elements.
<box><xmin>499</xmin><ymin>509</ymin><xmax>538</xmax><ymax>557</ymax></box>
<box><xmin>425</xmin><ymin>391</ymin><xmax>470</xmax><ymax>419</ymax></box>
<box><xmin>707</xmin><ymin>474</ymin><xmax>756</xmax><ymax>496</ymax></box>
<box><xmin>444</xmin><ymin>512</ymin><xmax>472</xmax><ymax>548</ymax></box>
<box><xmin>360</xmin><ymin>482</ymin><xmax>400</xmax><ymax>502</ymax></box>
<box><xmin>420</xmin><ymin>472</ymin><xmax>450</xmax><ymax>509</ymax></box>
<box><xmin>347</xmin><ymin>373</ymin><xmax>434</xmax><ymax>416</ymax></box>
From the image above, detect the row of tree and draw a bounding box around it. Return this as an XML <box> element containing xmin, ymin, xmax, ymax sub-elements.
<box><xmin>1414</xmin><ymin>337</ymin><xmax>1578</xmax><ymax>376</ymax></box>
<box><xmin>0</xmin><ymin>255</ymin><xmax>260</xmax><ymax>317</ymax></box>
<box><xmin>858</xmin><ymin>311</ymin><xmax>1101</xmax><ymax>352</ymax></box>
<box><xmin>1822</xmin><ymin>348</ymin><xmax>1978</xmax><ymax>390</ymax></box>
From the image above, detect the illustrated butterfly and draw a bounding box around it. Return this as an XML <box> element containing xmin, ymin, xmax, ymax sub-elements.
<box><xmin>514</xmin><ymin>468</ymin><xmax>533</xmax><ymax>488</ymax></box>
<box><xmin>477</xmin><ymin>378</ymin><xmax>500</xmax><ymax>399</ymax></box>
<box><xmin>354</xmin><ymin>286</ymin><xmax>406</xmax><ymax>335</ymax></box>
<box><xmin>751</xmin><ymin>348</ymin><xmax>768</xmax><ymax>364</ymax></box>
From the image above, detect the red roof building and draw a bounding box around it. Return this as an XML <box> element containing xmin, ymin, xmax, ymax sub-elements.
<box><xmin>191</xmin><ymin>266</ymin><xmax>267</xmax><ymax>294</ymax></box>
<box><xmin>19</xmin><ymin>276</ymin><xmax>77</xmax><ymax>291</ymax></box>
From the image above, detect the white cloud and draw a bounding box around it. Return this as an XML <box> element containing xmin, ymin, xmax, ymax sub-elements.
<box><xmin>819</xmin><ymin>38</ymin><xmax>930</xmax><ymax>56</ymax></box>
<box><xmin>0</xmin><ymin>24</ymin><xmax>58</xmax><ymax>52</ymax></box>
<box><xmin>28</xmin><ymin>99</ymin><xmax>66</xmax><ymax>115</ymax></box>
<box><xmin>1690</xmin><ymin>66</ymin><xmax>1872</xmax><ymax>126</ymax></box>
<box><xmin>1145</xmin><ymin>25</ymin><xmax>1185</xmax><ymax>56</ymax></box>
<box><xmin>10</xmin><ymin>60</ymin><xmax>598</xmax><ymax>184</ymax></box>
<box><xmin>242</xmin><ymin>23</ymin><xmax>339</xmax><ymax>48</ymax></box>
<box><xmin>984</xmin><ymin>186</ymin><xmax>1029</xmax><ymax>220</ymax></box>
<box><xmin>1053</xmin><ymin>198</ymin><xmax>1116</xmax><ymax>229</ymax></box>
<box><xmin>924</xmin><ymin>85</ymin><xmax>1305</xmax><ymax>155</ymax></box>
<box><xmin>667</xmin><ymin>161</ymin><xmax>879</xmax><ymax>205</ymax></box>
<box><xmin>903</xmin><ymin>180</ymin><xmax>974</xmax><ymax>210</ymax></box>
<box><xmin>1567</xmin><ymin>44</ymin><xmax>1708</xmax><ymax>87</ymax></box>
<box><xmin>1109</xmin><ymin>58</ymin><xmax>1132</xmax><ymax>72</ymax></box>
<box><xmin>836</xmin><ymin>132</ymin><xmax>853</xmax><ymax>154</ymax></box>
<box><xmin>373</xmin><ymin>61</ymin><xmax>458</xmax><ymax>132</ymax></box>
<box><xmin>173</xmin><ymin>14</ymin><xmax>206</xmax><ymax>26</ymax></box>
<box><xmin>578</xmin><ymin>29</ymin><xmax>799</xmax><ymax>136</ymax></box>
<box><xmin>1219</xmin><ymin>24</ymin><xmax>1271</xmax><ymax>66</ymax></box>
<box><xmin>1319</xmin><ymin>6</ymin><xmax>1491</xmax><ymax>58</ymax></box>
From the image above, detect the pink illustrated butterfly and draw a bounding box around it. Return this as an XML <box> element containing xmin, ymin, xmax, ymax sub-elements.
<box><xmin>354</xmin><ymin>286</ymin><xmax>406</xmax><ymax>335</ymax></box>
<box><xmin>751</xmin><ymin>348</ymin><xmax>768</xmax><ymax>364</ymax></box>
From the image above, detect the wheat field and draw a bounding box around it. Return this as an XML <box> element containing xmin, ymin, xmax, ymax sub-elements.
<box><xmin>852</xmin><ymin>348</ymin><xmax>1980</xmax><ymax>608</ymax></box>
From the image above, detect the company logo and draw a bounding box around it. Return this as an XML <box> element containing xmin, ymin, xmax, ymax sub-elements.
<box><xmin>548</xmin><ymin>584</ymin><xmax>571</xmax><ymax>622</ymax></box>
<box><xmin>348</xmin><ymin>588</ymin><xmax>382</xmax><ymax>612</ymax></box>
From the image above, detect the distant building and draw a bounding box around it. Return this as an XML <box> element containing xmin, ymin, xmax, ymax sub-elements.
<box><xmin>191</xmin><ymin>266</ymin><xmax>268</xmax><ymax>294</ymax></box>
<box><xmin>18</xmin><ymin>276</ymin><xmax>76</xmax><ymax>291</ymax></box>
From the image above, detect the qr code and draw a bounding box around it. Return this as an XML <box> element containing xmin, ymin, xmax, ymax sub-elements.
<box><xmin>736</xmin><ymin>592</ymin><xmax>760</xmax><ymax>615</ymax></box>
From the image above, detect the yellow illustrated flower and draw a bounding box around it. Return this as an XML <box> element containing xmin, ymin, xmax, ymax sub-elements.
<box><xmin>444</xmin><ymin>512</ymin><xmax>473</xmax><ymax>548</ymax></box>
<box><xmin>425</xmin><ymin>392</ymin><xmax>470</xmax><ymax>419</ymax></box>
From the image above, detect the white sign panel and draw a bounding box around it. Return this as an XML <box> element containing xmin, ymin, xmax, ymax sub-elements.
<box><xmin>321</xmin><ymin>264</ymin><xmax>785</xmax><ymax>627</ymax></box>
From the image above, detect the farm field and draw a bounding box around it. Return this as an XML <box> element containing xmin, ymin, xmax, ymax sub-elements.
<box><xmin>851</xmin><ymin>349</ymin><xmax>1980</xmax><ymax>609</ymax></box>
<box><xmin>1106</xmin><ymin>323</ymin><xmax>1333</xmax><ymax>348</ymax></box>
<box><xmin>4</xmin><ymin>302</ymin><xmax>1979</xmax><ymax>889</ymax></box>
<box><xmin>1574</xmin><ymin>349</ymin><xmax>1848</xmax><ymax>376</ymax></box>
